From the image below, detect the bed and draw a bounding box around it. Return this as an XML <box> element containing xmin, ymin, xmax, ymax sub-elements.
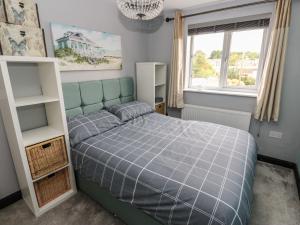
<box><xmin>62</xmin><ymin>77</ymin><xmax>257</xmax><ymax>225</ymax></box>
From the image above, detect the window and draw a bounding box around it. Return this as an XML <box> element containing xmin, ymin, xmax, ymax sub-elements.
<box><xmin>187</xmin><ymin>18</ymin><xmax>269</xmax><ymax>93</ymax></box>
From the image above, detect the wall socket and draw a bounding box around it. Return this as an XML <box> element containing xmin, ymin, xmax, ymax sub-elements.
<box><xmin>269</xmin><ymin>130</ymin><xmax>283</xmax><ymax>139</ymax></box>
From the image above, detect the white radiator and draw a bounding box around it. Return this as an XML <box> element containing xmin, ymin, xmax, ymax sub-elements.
<box><xmin>182</xmin><ymin>104</ymin><xmax>251</xmax><ymax>131</ymax></box>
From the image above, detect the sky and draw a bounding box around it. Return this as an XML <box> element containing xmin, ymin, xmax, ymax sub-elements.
<box><xmin>193</xmin><ymin>29</ymin><xmax>264</xmax><ymax>57</ymax></box>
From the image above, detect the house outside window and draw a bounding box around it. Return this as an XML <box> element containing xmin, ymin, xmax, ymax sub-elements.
<box><xmin>187</xmin><ymin>18</ymin><xmax>270</xmax><ymax>94</ymax></box>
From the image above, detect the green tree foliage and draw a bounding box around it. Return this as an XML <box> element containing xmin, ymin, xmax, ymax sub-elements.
<box><xmin>245</xmin><ymin>51</ymin><xmax>259</xmax><ymax>60</ymax></box>
<box><xmin>191</xmin><ymin>49</ymin><xmax>259</xmax><ymax>85</ymax></box>
<box><xmin>229</xmin><ymin>51</ymin><xmax>260</xmax><ymax>66</ymax></box>
<box><xmin>210</xmin><ymin>50</ymin><xmax>222</xmax><ymax>59</ymax></box>
<box><xmin>192</xmin><ymin>51</ymin><xmax>217</xmax><ymax>78</ymax></box>
<box><xmin>228</xmin><ymin>68</ymin><xmax>240</xmax><ymax>80</ymax></box>
<box><xmin>228</xmin><ymin>68</ymin><xmax>256</xmax><ymax>86</ymax></box>
<box><xmin>241</xmin><ymin>76</ymin><xmax>256</xmax><ymax>85</ymax></box>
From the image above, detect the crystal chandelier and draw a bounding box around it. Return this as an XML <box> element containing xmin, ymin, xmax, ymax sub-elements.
<box><xmin>117</xmin><ymin>0</ymin><xmax>164</xmax><ymax>20</ymax></box>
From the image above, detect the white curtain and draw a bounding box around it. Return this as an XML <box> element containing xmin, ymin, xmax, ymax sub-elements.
<box><xmin>255</xmin><ymin>0</ymin><xmax>292</xmax><ymax>122</ymax></box>
<box><xmin>168</xmin><ymin>11</ymin><xmax>184</xmax><ymax>108</ymax></box>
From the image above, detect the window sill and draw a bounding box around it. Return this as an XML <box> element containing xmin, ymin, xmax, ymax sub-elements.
<box><xmin>183</xmin><ymin>88</ymin><xmax>258</xmax><ymax>98</ymax></box>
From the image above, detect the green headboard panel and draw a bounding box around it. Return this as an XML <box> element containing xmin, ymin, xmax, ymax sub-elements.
<box><xmin>62</xmin><ymin>77</ymin><xmax>135</xmax><ymax>118</ymax></box>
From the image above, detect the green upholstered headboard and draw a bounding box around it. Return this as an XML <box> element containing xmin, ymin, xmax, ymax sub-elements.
<box><xmin>62</xmin><ymin>77</ymin><xmax>135</xmax><ymax>118</ymax></box>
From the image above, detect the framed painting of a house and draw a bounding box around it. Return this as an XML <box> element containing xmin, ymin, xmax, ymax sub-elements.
<box><xmin>50</xmin><ymin>23</ymin><xmax>122</xmax><ymax>71</ymax></box>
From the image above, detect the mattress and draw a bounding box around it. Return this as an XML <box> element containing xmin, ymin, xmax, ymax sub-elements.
<box><xmin>72</xmin><ymin>113</ymin><xmax>257</xmax><ymax>225</ymax></box>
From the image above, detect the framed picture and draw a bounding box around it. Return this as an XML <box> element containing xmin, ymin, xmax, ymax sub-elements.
<box><xmin>0</xmin><ymin>0</ymin><xmax>6</xmax><ymax>22</ymax></box>
<box><xmin>4</xmin><ymin>0</ymin><xmax>39</xmax><ymax>27</ymax></box>
<box><xmin>51</xmin><ymin>23</ymin><xmax>123</xmax><ymax>71</ymax></box>
<box><xmin>0</xmin><ymin>22</ymin><xmax>46</xmax><ymax>56</ymax></box>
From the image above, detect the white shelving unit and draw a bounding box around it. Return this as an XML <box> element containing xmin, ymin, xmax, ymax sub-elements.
<box><xmin>0</xmin><ymin>56</ymin><xmax>76</xmax><ymax>217</ymax></box>
<box><xmin>15</xmin><ymin>96</ymin><xmax>59</xmax><ymax>107</ymax></box>
<box><xmin>136</xmin><ymin>62</ymin><xmax>167</xmax><ymax>114</ymax></box>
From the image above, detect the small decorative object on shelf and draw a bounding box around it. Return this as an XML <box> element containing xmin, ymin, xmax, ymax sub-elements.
<box><xmin>117</xmin><ymin>0</ymin><xmax>164</xmax><ymax>20</ymax></box>
<box><xmin>0</xmin><ymin>22</ymin><xmax>46</xmax><ymax>56</ymax></box>
<box><xmin>155</xmin><ymin>97</ymin><xmax>163</xmax><ymax>103</ymax></box>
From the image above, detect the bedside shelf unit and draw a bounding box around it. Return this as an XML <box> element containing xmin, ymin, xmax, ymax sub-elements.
<box><xmin>0</xmin><ymin>56</ymin><xmax>76</xmax><ymax>217</ymax></box>
<box><xmin>136</xmin><ymin>62</ymin><xmax>167</xmax><ymax>115</ymax></box>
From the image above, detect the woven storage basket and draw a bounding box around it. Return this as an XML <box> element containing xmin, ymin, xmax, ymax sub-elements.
<box><xmin>26</xmin><ymin>136</ymin><xmax>68</xmax><ymax>179</ymax></box>
<box><xmin>34</xmin><ymin>168</ymin><xmax>71</xmax><ymax>207</ymax></box>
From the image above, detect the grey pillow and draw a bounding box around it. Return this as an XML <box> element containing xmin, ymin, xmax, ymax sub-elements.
<box><xmin>67</xmin><ymin>110</ymin><xmax>122</xmax><ymax>146</ymax></box>
<box><xmin>108</xmin><ymin>101</ymin><xmax>154</xmax><ymax>122</ymax></box>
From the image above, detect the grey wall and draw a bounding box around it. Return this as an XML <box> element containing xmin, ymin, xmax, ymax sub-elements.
<box><xmin>146</xmin><ymin>0</ymin><xmax>300</xmax><ymax>163</ymax></box>
<box><xmin>0</xmin><ymin>0</ymin><xmax>148</xmax><ymax>198</ymax></box>
<box><xmin>0</xmin><ymin>116</ymin><xmax>19</xmax><ymax>199</ymax></box>
<box><xmin>36</xmin><ymin>0</ymin><xmax>148</xmax><ymax>82</ymax></box>
<box><xmin>298</xmin><ymin>153</ymin><xmax>300</xmax><ymax>174</ymax></box>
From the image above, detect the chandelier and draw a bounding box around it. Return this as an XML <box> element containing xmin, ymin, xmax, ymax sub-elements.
<box><xmin>117</xmin><ymin>0</ymin><xmax>164</xmax><ymax>20</ymax></box>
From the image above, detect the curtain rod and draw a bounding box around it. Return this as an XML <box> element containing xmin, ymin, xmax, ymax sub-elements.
<box><xmin>165</xmin><ymin>0</ymin><xmax>276</xmax><ymax>22</ymax></box>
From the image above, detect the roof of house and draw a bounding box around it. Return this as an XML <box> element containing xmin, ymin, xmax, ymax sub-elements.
<box><xmin>57</xmin><ymin>31</ymin><xmax>102</xmax><ymax>48</ymax></box>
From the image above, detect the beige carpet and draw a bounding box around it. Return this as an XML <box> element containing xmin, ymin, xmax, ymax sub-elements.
<box><xmin>0</xmin><ymin>161</ymin><xmax>299</xmax><ymax>225</ymax></box>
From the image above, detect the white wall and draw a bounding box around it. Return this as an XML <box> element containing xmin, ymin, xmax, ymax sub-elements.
<box><xmin>146</xmin><ymin>0</ymin><xmax>300</xmax><ymax>163</ymax></box>
<box><xmin>0</xmin><ymin>0</ymin><xmax>148</xmax><ymax>199</ymax></box>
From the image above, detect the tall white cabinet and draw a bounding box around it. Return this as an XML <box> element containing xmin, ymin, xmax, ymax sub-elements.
<box><xmin>0</xmin><ymin>56</ymin><xmax>76</xmax><ymax>216</ymax></box>
<box><xmin>136</xmin><ymin>62</ymin><xmax>167</xmax><ymax>115</ymax></box>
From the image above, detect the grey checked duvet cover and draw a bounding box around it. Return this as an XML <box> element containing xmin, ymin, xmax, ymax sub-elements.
<box><xmin>71</xmin><ymin>112</ymin><xmax>257</xmax><ymax>225</ymax></box>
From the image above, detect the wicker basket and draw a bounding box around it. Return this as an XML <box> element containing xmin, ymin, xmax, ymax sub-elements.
<box><xmin>34</xmin><ymin>168</ymin><xmax>71</xmax><ymax>207</ymax></box>
<box><xmin>26</xmin><ymin>136</ymin><xmax>68</xmax><ymax>179</ymax></box>
<box><xmin>155</xmin><ymin>102</ymin><xmax>165</xmax><ymax>115</ymax></box>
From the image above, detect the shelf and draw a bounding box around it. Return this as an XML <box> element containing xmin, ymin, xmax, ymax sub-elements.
<box><xmin>15</xmin><ymin>96</ymin><xmax>59</xmax><ymax>107</ymax></box>
<box><xmin>22</xmin><ymin>126</ymin><xmax>64</xmax><ymax>147</ymax></box>
<box><xmin>155</xmin><ymin>83</ymin><xmax>166</xmax><ymax>87</ymax></box>
<box><xmin>32</xmin><ymin>164</ymin><xmax>70</xmax><ymax>183</ymax></box>
<box><xmin>0</xmin><ymin>56</ymin><xmax>57</xmax><ymax>63</ymax></box>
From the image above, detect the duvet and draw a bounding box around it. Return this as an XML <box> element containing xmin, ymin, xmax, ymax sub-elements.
<box><xmin>71</xmin><ymin>112</ymin><xmax>256</xmax><ymax>225</ymax></box>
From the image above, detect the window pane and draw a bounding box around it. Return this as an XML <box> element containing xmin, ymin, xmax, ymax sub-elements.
<box><xmin>191</xmin><ymin>33</ymin><xmax>224</xmax><ymax>88</ymax></box>
<box><xmin>227</xmin><ymin>29</ymin><xmax>264</xmax><ymax>88</ymax></box>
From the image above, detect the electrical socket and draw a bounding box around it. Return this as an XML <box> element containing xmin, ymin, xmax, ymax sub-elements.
<box><xmin>269</xmin><ymin>131</ymin><xmax>283</xmax><ymax>139</ymax></box>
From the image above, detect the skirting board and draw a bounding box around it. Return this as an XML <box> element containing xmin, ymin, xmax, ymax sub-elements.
<box><xmin>0</xmin><ymin>191</ymin><xmax>22</xmax><ymax>210</ymax></box>
<box><xmin>257</xmin><ymin>154</ymin><xmax>300</xmax><ymax>200</ymax></box>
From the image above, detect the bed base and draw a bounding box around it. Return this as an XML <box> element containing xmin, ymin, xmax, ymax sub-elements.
<box><xmin>75</xmin><ymin>172</ymin><xmax>163</xmax><ymax>225</ymax></box>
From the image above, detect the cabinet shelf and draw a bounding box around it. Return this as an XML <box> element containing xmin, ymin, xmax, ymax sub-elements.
<box><xmin>15</xmin><ymin>96</ymin><xmax>59</xmax><ymax>107</ymax></box>
<box><xmin>137</xmin><ymin>62</ymin><xmax>167</xmax><ymax>115</ymax></box>
<box><xmin>22</xmin><ymin>126</ymin><xmax>64</xmax><ymax>147</ymax></box>
<box><xmin>0</xmin><ymin>56</ymin><xmax>76</xmax><ymax>217</ymax></box>
<box><xmin>32</xmin><ymin>164</ymin><xmax>70</xmax><ymax>183</ymax></box>
<box><xmin>155</xmin><ymin>101</ymin><xmax>165</xmax><ymax>105</ymax></box>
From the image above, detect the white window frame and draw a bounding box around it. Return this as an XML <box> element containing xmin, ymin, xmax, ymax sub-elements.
<box><xmin>187</xmin><ymin>27</ymin><xmax>269</xmax><ymax>94</ymax></box>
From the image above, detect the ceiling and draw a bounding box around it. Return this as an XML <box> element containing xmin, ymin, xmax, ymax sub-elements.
<box><xmin>164</xmin><ymin>0</ymin><xmax>226</xmax><ymax>10</ymax></box>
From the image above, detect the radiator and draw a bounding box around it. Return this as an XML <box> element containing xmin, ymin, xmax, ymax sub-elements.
<box><xmin>182</xmin><ymin>104</ymin><xmax>252</xmax><ymax>131</ymax></box>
